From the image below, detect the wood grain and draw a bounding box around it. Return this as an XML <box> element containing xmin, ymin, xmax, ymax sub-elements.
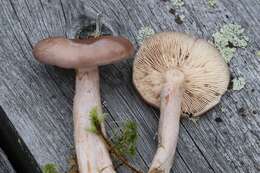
<box><xmin>0</xmin><ymin>0</ymin><xmax>259</xmax><ymax>172</ymax></box>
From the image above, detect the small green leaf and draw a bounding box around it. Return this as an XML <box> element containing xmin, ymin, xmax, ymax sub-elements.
<box><xmin>42</xmin><ymin>163</ymin><xmax>59</xmax><ymax>173</ymax></box>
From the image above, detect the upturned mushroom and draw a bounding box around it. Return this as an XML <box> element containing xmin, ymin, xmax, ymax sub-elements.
<box><xmin>33</xmin><ymin>22</ymin><xmax>134</xmax><ymax>173</ymax></box>
<box><xmin>133</xmin><ymin>32</ymin><xmax>230</xmax><ymax>173</ymax></box>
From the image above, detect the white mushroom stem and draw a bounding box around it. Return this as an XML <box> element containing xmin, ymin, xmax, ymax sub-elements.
<box><xmin>73</xmin><ymin>67</ymin><xmax>116</xmax><ymax>173</ymax></box>
<box><xmin>149</xmin><ymin>70</ymin><xmax>184</xmax><ymax>173</ymax></box>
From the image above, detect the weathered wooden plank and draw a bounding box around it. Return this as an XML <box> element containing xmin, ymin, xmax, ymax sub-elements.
<box><xmin>0</xmin><ymin>148</ymin><xmax>16</xmax><ymax>173</ymax></box>
<box><xmin>81</xmin><ymin>0</ymin><xmax>260</xmax><ymax>172</ymax></box>
<box><xmin>0</xmin><ymin>0</ymin><xmax>191</xmax><ymax>172</ymax></box>
<box><xmin>0</xmin><ymin>0</ymin><xmax>74</xmax><ymax>172</ymax></box>
<box><xmin>177</xmin><ymin>0</ymin><xmax>260</xmax><ymax>172</ymax></box>
<box><xmin>0</xmin><ymin>0</ymin><xmax>259</xmax><ymax>173</ymax></box>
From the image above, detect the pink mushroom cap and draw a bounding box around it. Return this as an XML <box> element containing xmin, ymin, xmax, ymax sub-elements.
<box><xmin>33</xmin><ymin>36</ymin><xmax>134</xmax><ymax>69</ymax></box>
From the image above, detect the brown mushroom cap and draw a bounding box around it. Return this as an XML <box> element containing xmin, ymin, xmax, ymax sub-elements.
<box><xmin>133</xmin><ymin>32</ymin><xmax>230</xmax><ymax>117</ymax></box>
<box><xmin>33</xmin><ymin>36</ymin><xmax>134</xmax><ymax>69</ymax></box>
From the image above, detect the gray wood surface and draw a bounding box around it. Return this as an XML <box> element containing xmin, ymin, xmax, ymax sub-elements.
<box><xmin>0</xmin><ymin>0</ymin><xmax>259</xmax><ymax>173</ymax></box>
<box><xmin>0</xmin><ymin>148</ymin><xmax>16</xmax><ymax>173</ymax></box>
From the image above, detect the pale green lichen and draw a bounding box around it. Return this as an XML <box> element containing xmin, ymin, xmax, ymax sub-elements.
<box><xmin>179</xmin><ymin>14</ymin><xmax>185</xmax><ymax>21</ymax></box>
<box><xmin>42</xmin><ymin>164</ymin><xmax>59</xmax><ymax>173</ymax></box>
<box><xmin>220</xmin><ymin>106</ymin><xmax>225</xmax><ymax>113</ymax></box>
<box><xmin>170</xmin><ymin>0</ymin><xmax>186</xmax><ymax>24</ymax></box>
<box><xmin>208</xmin><ymin>0</ymin><xmax>217</xmax><ymax>7</ymax></box>
<box><xmin>175</xmin><ymin>14</ymin><xmax>185</xmax><ymax>24</ymax></box>
<box><xmin>137</xmin><ymin>26</ymin><xmax>155</xmax><ymax>45</ymax></box>
<box><xmin>232</xmin><ymin>77</ymin><xmax>246</xmax><ymax>91</ymax></box>
<box><xmin>256</xmin><ymin>51</ymin><xmax>260</xmax><ymax>58</ymax></box>
<box><xmin>170</xmin><ymin>0</ymin><xmax>185</xmax><ymax>8</ymax></box>
<box><xmin>213</xmin><ymin>24</ymin><xmax>249</xmax><ymax>63</ymax></box>
<box><xmin>189</xmin><ymin>117</ymin><xmax>199</xmax><ymax>125</ymax></box>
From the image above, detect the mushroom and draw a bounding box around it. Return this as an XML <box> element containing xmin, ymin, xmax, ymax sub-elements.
<box><xmin>33</xmin><ymin>22</ymin><xmax>134</xmax><ymax>173</ymax></box>
<box><xmin>133</xmin><ymin>32</ymin><xmax>230</xmax><ymax>173</ymax></box>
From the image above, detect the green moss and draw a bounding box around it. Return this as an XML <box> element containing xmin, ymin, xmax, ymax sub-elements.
<box><xmin>137</xmin><ymin>26</ymin><xmax>155</xmax><ymax>45</ymax></box>
<box><xmin>170</xmin><ymin>0</ymin><xmax>185</xmax><ymax>8</ymax></box>
<box><xmin>88</xmin><ymin>106</ymin><xmax>105</xmax><ymax>134</ymax></box>
<box><xmin>213</xmin><ymin>24</ymin><xmax>249</xmax><ymax>63</ymax></box>
<box><xmin>113</xmin><ymin>121</ymin><xmax>138</xmax><ymax>157</ymax></box>
<box><xmin>232</xmin><ymin>77</ymin><xmax>246</xmax><ymax>91</ymax></box>
<box><xmin>42</xmin><ymin>164</ymin><xmax>59</xmax><ymax>173</ymax></box>
<box><xmin>208</xmin><ymin>0</ymin><xmax>217</xmax><ymax>7</ymax></box>
<box><xmin>87</xmin><ymin>107</ymin><xmax>138</xmax><ymax>158</ymax></box>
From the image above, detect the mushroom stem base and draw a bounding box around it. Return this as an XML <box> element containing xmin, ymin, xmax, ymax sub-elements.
<box><xmin>73</xmin><ymin>67</ymin><xmax>115</xmax><ymax>173</ymax></box>
<box><xmin>149</xmin><ymin>70</ymin><xmax>184</xmax><ymax>173</ymax></box>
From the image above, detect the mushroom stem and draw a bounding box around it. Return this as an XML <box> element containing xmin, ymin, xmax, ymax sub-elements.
<box><xmin>73</xmin><ymin>67</ymin><xmax>116</xmax><ymax>173</ymax></box>
<box><xmin>149</xmin><ymin>70</ymin><xmax>184</xmax><ymax>173</ymax></box>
